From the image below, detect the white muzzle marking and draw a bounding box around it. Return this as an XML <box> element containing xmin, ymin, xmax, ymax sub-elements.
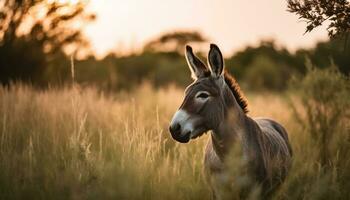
<box><xmin>170</xmin><ymin>109</ymin><xmax>194</xmax><ymax>136</ymax></box>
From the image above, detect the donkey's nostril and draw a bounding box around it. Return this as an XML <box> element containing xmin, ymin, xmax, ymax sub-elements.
<box><xmin>170</xmin><ymin>123</ymin><xmax>181</xmax><ymax>134</ymax></box>
<box><xmin>174</xmin><ymin>123</ymin><xmax>181</xmax><ymax>132</ymax></box>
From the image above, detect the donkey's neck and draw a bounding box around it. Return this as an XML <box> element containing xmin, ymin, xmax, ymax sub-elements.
<box><xmin>210</xmin><ymin>105</ymin><xmax>250</xmax><ymax>160</ymax></box>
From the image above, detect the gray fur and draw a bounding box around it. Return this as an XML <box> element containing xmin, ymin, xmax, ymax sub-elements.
<box><xmin>169</xmin><ymin>44</ymin><xmax>292</xmax><ymax>199</ymax></box>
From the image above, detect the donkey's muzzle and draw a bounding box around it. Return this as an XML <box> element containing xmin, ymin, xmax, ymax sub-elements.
<box><xmin>169</xmin><ymin>123</ymin><xmax>190</xmax><ymax>143</ymax></box>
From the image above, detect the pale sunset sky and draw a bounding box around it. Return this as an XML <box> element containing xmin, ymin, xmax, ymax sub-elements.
<box><xmin>83</xmin><ymin>0</ymin><xmax>329</xmax><ymax>57</ymax></box>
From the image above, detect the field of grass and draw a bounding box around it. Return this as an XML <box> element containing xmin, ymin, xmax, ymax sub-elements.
<box><xmin>0</xmin><ymin>81</ymin><xmax>349</xmax><ymax>199</ymax></box>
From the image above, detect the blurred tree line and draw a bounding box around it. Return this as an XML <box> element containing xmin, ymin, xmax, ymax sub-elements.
<box><xmin>0</xmin><ymin>0</ymin><xmax>349</xmax><ymax>91</ymax></box>
<box><xmin>73</xmin><ymin>36</ymin><xmax>349</xmax><ymax>92</ymax></box>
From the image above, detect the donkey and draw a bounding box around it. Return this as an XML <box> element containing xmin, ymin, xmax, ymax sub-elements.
<box><xmin>169</xmin><ymin>44</ymin><xmax>292</xmax><ymax>199</ymax></box>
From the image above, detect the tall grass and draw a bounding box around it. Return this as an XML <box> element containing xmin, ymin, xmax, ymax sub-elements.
<box><xmin>0</xmin><ymin>68</ymin><xmax>349</xmax><ymax>199</ymax></box>
<box><xmin>0</xmin><ymin>84</ymin><xmax>210</xmax><ymax>199</ymax></box>
<box><xmin>282</xmin><ymin>65</ymin><xmax>350</xmax><ymax>200</ymax></box>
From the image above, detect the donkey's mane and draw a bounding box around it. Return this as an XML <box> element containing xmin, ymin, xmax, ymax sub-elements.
<box><xmin>223</xmin><ymin>71</ymin><xmax>249</xmax><ymax>113</ymax></box>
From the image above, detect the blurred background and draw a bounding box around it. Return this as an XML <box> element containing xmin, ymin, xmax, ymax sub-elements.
<box><xmin>1</xmin><ymin>1</ymin><xmax>350</xmax><ymax>199</ymax></box>
<box><xmin>1</xmin><ymin>0</ymin><xmax>348</xmax><ymax>91</ymax></box>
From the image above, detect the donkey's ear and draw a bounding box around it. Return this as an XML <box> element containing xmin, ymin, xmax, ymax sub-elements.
<box><xmin>185</xmin><ymin>45</ymin><xmax>209</xmax><ymax>79</ymax></box>
<box><xmin>208</xmin><ymin>44</ymin><xmax>224</xmax><ymax>77</ymax></box>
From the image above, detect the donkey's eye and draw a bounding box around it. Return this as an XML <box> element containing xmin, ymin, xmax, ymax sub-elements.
<box><xmin>196</xmin><ymin>92</ymin><xmax>210</xmax><ymax>99</ymax></box>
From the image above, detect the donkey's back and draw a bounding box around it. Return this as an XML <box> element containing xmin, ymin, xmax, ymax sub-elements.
<box><xmin>254</xmin><ymin>118</ymin><xmax>292</xmax><ymax>157</ymax></box>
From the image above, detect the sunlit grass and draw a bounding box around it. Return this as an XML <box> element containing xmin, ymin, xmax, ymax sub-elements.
<box><xmin>0</xmin><ymin>83</ymin><xmax>348</xmax><ymax>199</ymax></box>
<box><xmin>0</xmin><ymin>84</ymin><xmax>209</xmax><ymax>199</ymax></box>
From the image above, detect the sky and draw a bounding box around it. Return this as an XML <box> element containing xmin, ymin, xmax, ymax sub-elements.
<box><xmin>83</xmin><ymin>0</ymin><xmax>329</xmax><ymax>58</ymax></box>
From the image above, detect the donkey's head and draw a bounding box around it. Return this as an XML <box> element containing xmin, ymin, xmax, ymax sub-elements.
<box><xmin>169</xmin><ymin>44</ymin><xmax>247</xmax><ymax>143</ymax></box>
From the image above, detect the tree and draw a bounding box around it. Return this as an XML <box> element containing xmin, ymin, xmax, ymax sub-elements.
<box><xmin>143</xmin><ymin>31</ymin><xmax>207</xmax><ymax>53</ymax></box>
<box><xmin>0</xmin><ymin>0</ymin><xmax>95</xmax><ymax>85</ymax></box>
<box><xmin>287</xmin><ymin>0</ymin><xmax>350</xmax><ymax>39</ymax></box>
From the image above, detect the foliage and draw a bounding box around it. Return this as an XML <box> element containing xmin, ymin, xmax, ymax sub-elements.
<box><xmin>64</xmin><ymin>38</ymin><xmax>349</xmax><ymax>92</ymax></box>
<box><xmin>226</xmin><ymin>40</ymin><xmax>304</xmax><ymax>91</ymax></box>
<box><xmin>282</xmin><ymin>64</ymin><xmax>350</xmax><ymax>200</ymax></box>
<box><xmin>1</xmin><ymin>21</ymin><xmax>350</xmax><ymax>92</ymax></box>
<box><xmin>290</xmin><ymin>63</ymin><xmax>350</xmax><ymax>168</ymax></box>
<box><xmin>74</xmin><ymin>51</ymin><xmax>191</xmax><ymax>91</ymax></box>
<box><xmin>0</xmin><ymin>0</ymin><xmax>95</xmax><ymax>85</ymax></box>
<box><xmin>295</xmin><ymin>37</ymin><xmax>350</xmax><ymax>74</ymax></box>
<box><xmin>287</xmin><ymin>0</ymin><xmax>350</xmax><ymax>38</ymax></box>
<box><xmin>144</xmin><ymin>31</ymin><xmax>207</xmax><ymax>53</ymax></box>
<box><xmin>243</xmin><ymin>55</ymin><xmax>293</xmax><ymax>91</ymax></box>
